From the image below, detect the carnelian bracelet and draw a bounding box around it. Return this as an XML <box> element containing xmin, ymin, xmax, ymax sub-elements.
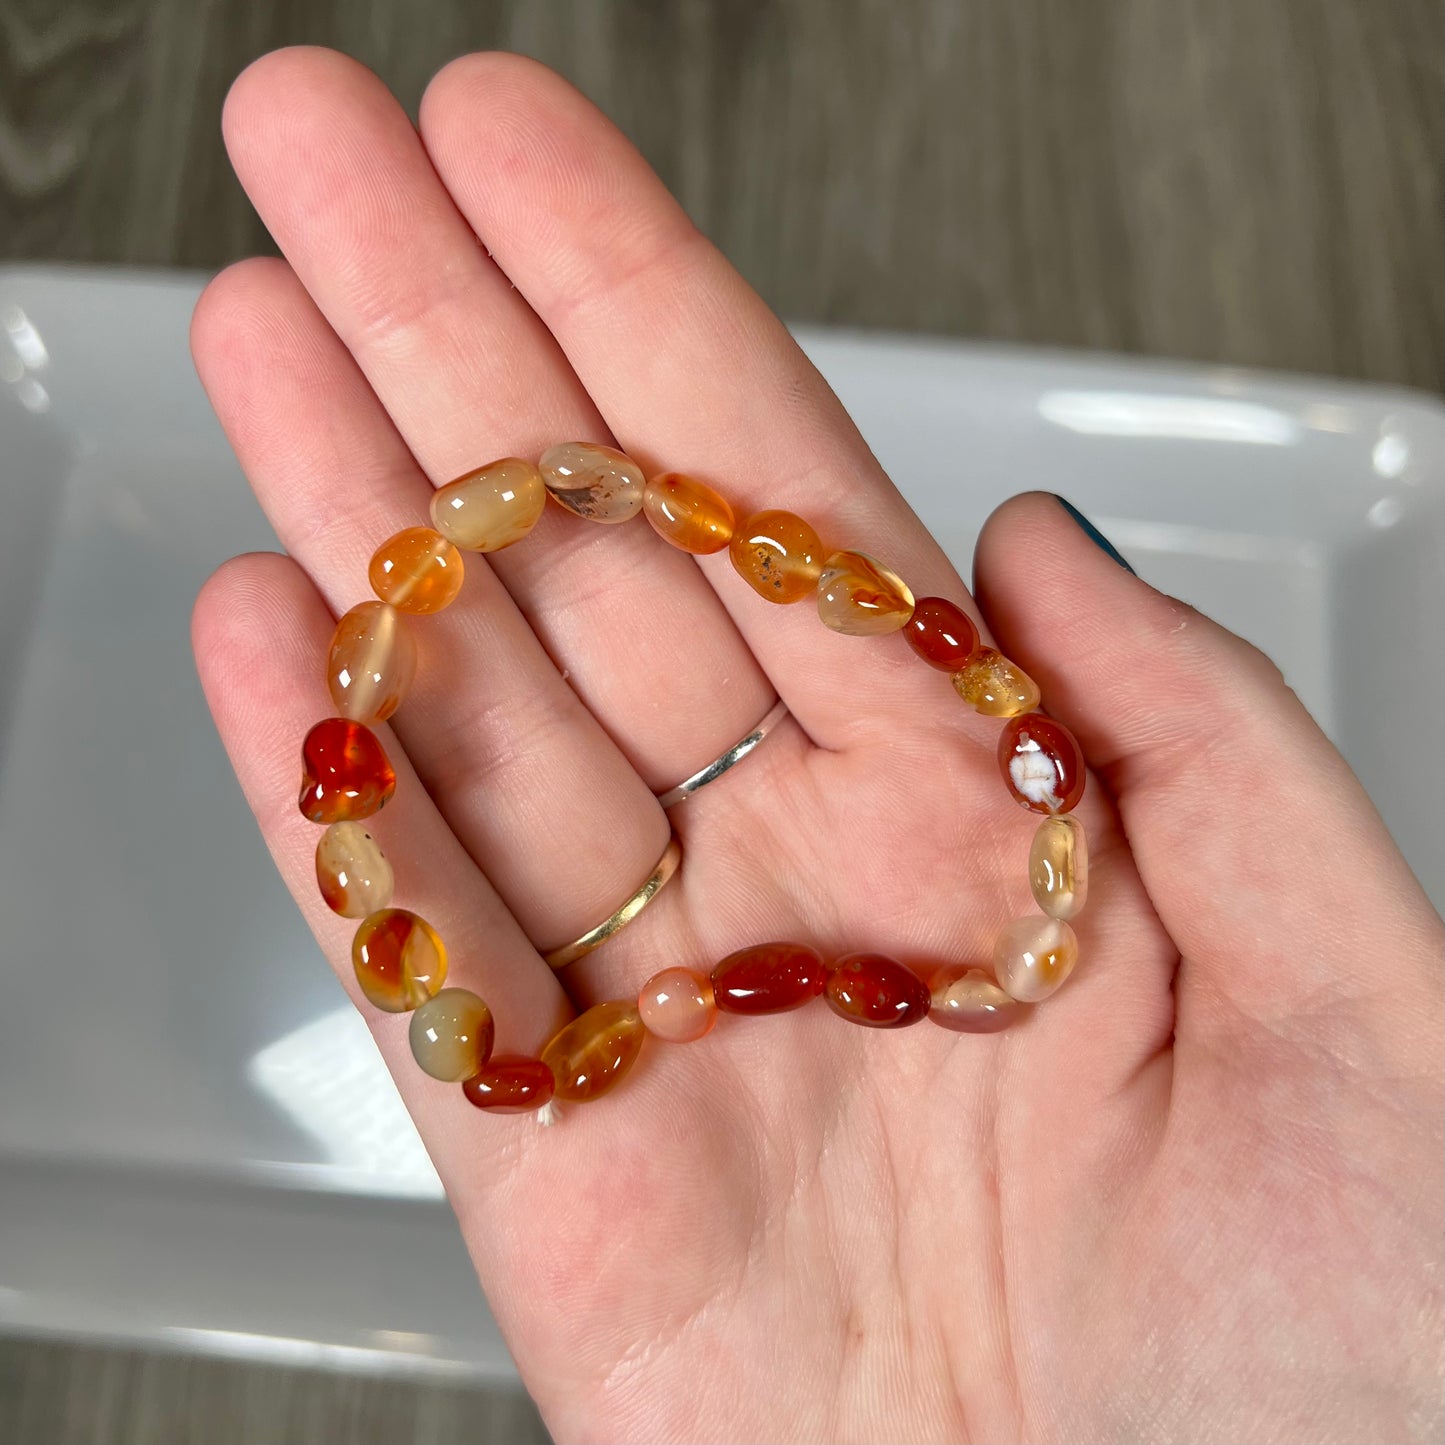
<box><xmin>299</xmin><ymin>445</ymin><xmax>1087</xmax><ymax>1117</ymax></box>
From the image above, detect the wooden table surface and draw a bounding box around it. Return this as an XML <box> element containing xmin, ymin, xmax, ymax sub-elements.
<box><xmin>3</xmin><ymin>0</ymin><xmax>1442</xmax><ymax>391</ymax></box>
<box><xmin>0</xmin><ymin>3</ymin><xmax>1441</xmax><ymax>1443</ymax></box>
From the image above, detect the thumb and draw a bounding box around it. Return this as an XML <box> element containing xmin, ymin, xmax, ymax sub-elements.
<box><xmin>972</xmin><ymin>492</ymin><xmax>1439</xmax><ymax>1029</ymax></box>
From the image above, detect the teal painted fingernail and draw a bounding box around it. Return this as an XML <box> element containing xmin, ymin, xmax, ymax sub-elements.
<box><xmin>1054</xmin><ymin>496</ymin><xmax>1136</xmax><ymax>574</ymax></box>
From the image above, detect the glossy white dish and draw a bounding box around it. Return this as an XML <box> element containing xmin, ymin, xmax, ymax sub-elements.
<box><xmin>0</xmin><ymin>266</ymin><xmax>1439</xmax><ymax>1380</ymax></box>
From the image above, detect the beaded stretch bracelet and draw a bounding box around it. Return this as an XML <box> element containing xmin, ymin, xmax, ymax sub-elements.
<box><xmin>299</xmin><ymin>445</ymin><xmax>1088</xmax><ymax>1118</ymax></box>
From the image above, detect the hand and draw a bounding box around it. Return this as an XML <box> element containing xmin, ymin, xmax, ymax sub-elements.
<box><xmin>191</xmin><ymin>48</ymin><xmax>1443</xmax><ymax>1444</ymax></box>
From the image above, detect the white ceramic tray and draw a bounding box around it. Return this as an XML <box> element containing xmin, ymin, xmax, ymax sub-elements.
<box><xmin>1</xmin><ymin>266</ymin><xmax>1440</xmax><ymax>1381</ymax></box>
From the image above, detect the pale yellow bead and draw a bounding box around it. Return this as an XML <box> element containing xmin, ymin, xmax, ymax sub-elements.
<box><xmin>1030</xmin><ymin>814</ymin><xmax>1088</xmax><ymax>921</ymax></box>
<box><xmin>430</xmin><ymin>458</ymin><xmax>546</xmax><ymax>552</ymax></box>
<box><xmin>315</xmin><ymin>822</ymin><xmax>394</xmax><ymax>919</ymax></box>
<box><xmin>408</xmin><ymin>988</ymin><xmax>495</xmax><ymax>1082</ymax></box>
<box><xmin>952</xmin><ymin>648</ymin><xmax>1041</xmax><ymax>717</ymax></box>
<box><xmin>994</xmin><ymin>915</ymin><xmax>1078</xmax><ymax>1002</ymax></box>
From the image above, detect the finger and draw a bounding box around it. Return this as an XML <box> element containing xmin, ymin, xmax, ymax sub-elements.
<box><xmin>420</xmin><ymin>52</ymin><xmax>979</xmax><ymax>750</ymax></box>
<box><xmin>191</xmin><ymin>256</ymin><xmax>668</xmax><ymax>961</ymax></box>
<box><xmin>973</xmin><ymin>492</ymin><xmax>1443</xmax><ymax>1029</ymax></box>
<box><xmin>191</xmin><ymin>551</ymin><xmax>569</xmax><ymax>1071</ymax></box>
<box><xmin>220</xmin><ymin>47</ymin><xmax>775</xmax><ymax>797</ymax></box>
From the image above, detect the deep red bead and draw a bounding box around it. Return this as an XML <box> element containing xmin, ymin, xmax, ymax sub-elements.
<box><xmin>997</xmin><ymin>714</ymin><xmax>1086</xmax><ymax>815</ymax></box>
<box><xmin>824</xmin><ymin>954</ymin><xmax>931</xmax><ymax>1027</ymax></box>
<box><xmin>903</xmin><ymin>597</ymin><xmax>980</xmax><ymax>672</ymax></box>
<box><xmin>462</xmin><ymin>1056</ymin><xmax>556</xmax><ymax>1113</ymax></box>
<box><xmin>711</xmin><ymin>942</ymin><xmax>826</xmax><ymax>1014</ymax></box>
<box><xmin>298</xmin><ymin>718</ymin><xmax>396</xmax><ymax>824</ymax></box>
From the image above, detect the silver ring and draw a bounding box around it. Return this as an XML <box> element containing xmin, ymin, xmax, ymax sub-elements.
<box><xmin>656</xmin><ymin>699</ymin><xmax>790</xmax><ymax>809</ymax></box>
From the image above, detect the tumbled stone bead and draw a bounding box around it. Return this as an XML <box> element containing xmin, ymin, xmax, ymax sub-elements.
<box><xmin>711</xmin><ymin>941</ymin><xmax>826</xmax><ymax>1014</ymax></box>
<box><xmin>369</xmin><ymin>527</ymin><xmax>464</xmax><ymax>614</ymax></box>
<box><xmin>642</xmin><ymin>472</ymin><xmax>735</xmax><ymax>554</ymax></box>
<box><xmin>816</xmin><ymin>552</ymin><xmax>916</xmax><ymax>636</ymax></box>
<box><xmin>298</xmin><ymin>718</ymin><xmax>396</xmax><ymax>824</ymax></box>
<box><xmin>999</xmin><ymin>714</ymin><xmax>1086</xmax><ymax>815</ymax></box>
<box><xmin>315</xmin><ymin>821</ymin><xmax>394</xmax><ymax>919</ymax></box>
<box><xmin>352</xmin><ymin>908</ymin><xmax>448</xmax><ymax>1013</ymax></box>
<box><xmin>638</xmin><ymin>967</ymin><xmax>717</xmax><ymax>1042</ymax></box>
<box><xmin>462</xmin><ymin>1056</ymin><xmax>556</xmax><ymax>1113</ymax></box>
<box><xmin>928</xmin><ymin>966</ymin><xmax>1022</xmax><ymax>1033</ymax></box>
<box><xmin>994</xmin><ymin>916</ymin><xmax>1078</xmax><ymax>1002</ymax></box>
<box><xmin>1030</xmin><ymin>814</ymin><xmax>1088</xmax><ymax>920</ymax></box>
<box><xmin>729</xmin><ymin>510</ymin><xmax>824</xmax><ymax>604</ymax></box>
<box><xmin>904</xmin><ymin>597</ymin><xmax>980</xmax><ymax>672</ymax></box>
<box><xmin>825</xmin><ymin>953</ymin><xmax>931</xmax><ymax>1027</ymax></box>
<box><xmin>952</xmin><ymin>647</ymin><xmax>1041</xmax><ymax>717</ymax></box>
<box><xmin>430</xmin><ymin>457</ymin><xmax>546</xmax><ymax>552</ymax></box>
<box><xmin>408</xmin><ymin>987</ymin><xmax>495</xmax><ymax>1081</ymax></box>
<box><xmin>326</xmin><ymin>601</ymin><xmax>417</xmax><ymax>724</ymax></box>
<box><xmin>541</xmin><ymin>1000</ymin><xmax>646</xmax><ymax>1102</ymax></box>
<box><xmin>540</xmin><ymin>442</ymin><xmax>645</xmax><ymax>523</ymax></box>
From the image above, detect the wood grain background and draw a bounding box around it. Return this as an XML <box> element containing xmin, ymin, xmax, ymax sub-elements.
<box><xmin>0</xmin><ymin>2</ymin><xmax>1441</xmax><ymax>1442</ymax></box>
<box><xmin>2</xmin><ymin>0</ymin><xmax>1442</xmax><ymax>391</ymax></box>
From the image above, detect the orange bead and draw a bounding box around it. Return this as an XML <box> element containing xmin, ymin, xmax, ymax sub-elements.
<box><xmin>952</xmin><ymin>647</ymin><xmax>1041</xmax><ymax>717</ymax></box>
<box><xmin>638</xmin><ymin>967</ymin><xmax>717</xmax><ymax>1042</ymax></box>
<box><xmin>326</xmin><ymin>601</ymin><xmax>417</xmax><ymax>723</ymax></box>
<box><xmin>298</xmin><ymin>718</ymin><xmax>396</xmax><ymax>824</ymax></box>
<box><xmin>352</xmin><ymin>908</ymin><xmax>448</xmax><ymax>1013</ymax></box>
<box><xmin>816</xmin><ymin>551</ymin><xmax>915</xmax><ymax>636</ymax></box>
<box><xmin>729</xmin><ymin>510</ymin><xmax>824</xmax><ymax>603</ymax></box>
<box><xmin>368</xmin><ymin>527</ymin><xmax>464</xmax><ymax>614</ymax></box>
<box><xmin>905</xmin><ymin>597</ymin><xmax>980</xmax><ymax>672</ymax></box>
<box><xmin>462</xmin><ymin>1056</ymin><xmax>556</xmax><ymax>1113</ymax></box>
<box><xmin>541</xmin><ymin>1000</ymin><xmax>646</xmax><ymax>1102</ymax></box>
<box><xmin>642</xmin><ymin>473</ymin><xmax>735</xmax><ymax>554</ymax></box>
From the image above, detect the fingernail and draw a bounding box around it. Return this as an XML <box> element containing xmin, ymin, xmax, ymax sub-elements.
<box><xmin>1054</xmin><ymin>496</ymin><xmax>1136</xmax><ymax>574</ymax></box>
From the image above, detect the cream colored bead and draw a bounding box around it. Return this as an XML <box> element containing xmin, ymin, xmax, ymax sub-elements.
<box><xmin>326</xmin><ymin>601</ymin><xmax>416</xmax><ymax>724</ymax></box>
<box><xmin>1029</xmin><ymin>814</ymin><xmax>1088</xmax><ymax>920</ymax></box>
<box><xmin>315</xmin><ymin>822</ymin><xmax>394</xmax><ymax>919</ymax></box>
<box><xmin>816</xmin><ymin>551</ymin><xmax>915</xmax><ymax>636</ymax></box>
<box><xmin>994</xmin><ymin>915</ymin><xmax>1078</xmax><ymax>1002</ymax></box>
<box><xmin>539</xmin><ymin>442</ymin><xmax>645</xmax><ymax>523</ymax></box>
<box><xmin>928</xmin><ymin>966</ymin><xmax>1022</xmax><ymax>1033</ymax></box>
<box><xmin>430</xmin><ymin>458</ymin><xmax>546</xmax><ymax>552</ymax></box>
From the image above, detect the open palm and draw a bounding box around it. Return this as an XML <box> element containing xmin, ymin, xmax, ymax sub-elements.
<box><xmin>192</xmin><ymin>49</ymin><xmax>1443</xmax><ymax>1444</ymax></box>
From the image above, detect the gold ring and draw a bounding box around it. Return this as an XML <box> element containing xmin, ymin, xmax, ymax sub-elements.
<box><xmin>542</xmin><ymin>832</ymin><xmax>682</xmax><ymax>970</ymax></box>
